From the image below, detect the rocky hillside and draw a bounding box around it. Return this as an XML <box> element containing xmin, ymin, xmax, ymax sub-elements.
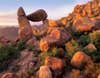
<box><xmin>0</xmin><ymin>0</ymin><xmax>100</xmax><ymax>78</ymax></box>
<box><xmin>0</xmin><ymin>27</ymin><xmax>18</xmax><ymax>40</ymax></box>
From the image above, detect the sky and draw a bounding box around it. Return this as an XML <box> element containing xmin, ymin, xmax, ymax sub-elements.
<box><xmin>0</xmin><ymin>0</ymin><xmax>90</xmax><ymax>26</ymax></box>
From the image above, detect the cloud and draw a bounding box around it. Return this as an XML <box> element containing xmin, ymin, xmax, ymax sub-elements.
<box><xmin>0</xmin><ymin>11</ymin><xmax>17</xmax><ymax>26</ymax></box>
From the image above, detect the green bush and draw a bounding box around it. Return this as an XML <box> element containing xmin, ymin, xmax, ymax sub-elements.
<box><xmin>17</xmin><ymin>40</ymin><xmax>26</xmax><ymax>51</ymax></box>
<box><xmin>39</xmin><ymin>47</ymin><xmax>64</xmax><ymax>65</ymax></box>
<box><xmin>93</xmin><ymin>34</ymin><xmax>100</xmax><ymax>51</ymax></box>
<box><xmin>65</xmin><ymin>39</ymin><xmax>81</xmax><ymax>57</ymax></box>
<box><xmin>79</xmin><ymin>34</ymin><xmax>90</xmax><ymax>47</ymax></box>
<box><xmin>0</xmin><ymin>43</ymin><xmax>19</xmax><ymax>72</ymax></box>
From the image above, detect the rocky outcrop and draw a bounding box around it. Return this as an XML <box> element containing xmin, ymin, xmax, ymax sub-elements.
<box><xmin>40</xmin><ymin>27</ymin><xmax>71</xmax><ymax>51</ymax></box>
<box><xmin>71</xmin><ymin>51</ymin><xmax>92</xmax><ymax>68</ymax></box>
<box><xmin>38</xmin><ymin>66</ymin><xmax>52</xmax><ymax>78</ymax></box>
<box><xmin>0</xmin><ymin>36</ymin><xmax>10</xmax><ymax>45</ymax></box>
<box><xmin>17</xmin><ymin>7</ymin><xmax>33</xmax><ymax>41</ymax></box>
<box><xmin>45</xmin><ymin>56</ymin><xmax>64</xmax><ymax>71</ymax></box>
<box><xmin>1</xmin><ymin>73</ymin><xmax>18</xmax><ymax>78</ymax></box>
<box><xmin>63</xmin><ymin>0</ymin><xmax>100</xmax><ymax>32</ymax></box>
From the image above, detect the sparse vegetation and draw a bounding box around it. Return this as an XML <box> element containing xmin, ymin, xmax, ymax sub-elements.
<box><xmin>0</xmin><ymin>43</ymin><xmax>19</xmax><ymax>71</ymax></box>
<box><xmin>79</xmin><ymin>34</ymin><xmax>90</xmax><ymax>47</ymax></box>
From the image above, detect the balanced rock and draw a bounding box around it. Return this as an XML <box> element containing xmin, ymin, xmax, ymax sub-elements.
<box><xmin>1</xmin><ymin>73</ymin><xmax>18</xmax><ymax>78</ymax></box>
<box><xmin>40</xmin><ymin>27</ymin><xmax>71</xmax><ymax>51</ymax></box>
<box><xmin>17</xmin><ymin>7</ymin><xmax>33</xmax><ymax>41</ymax></box>
<box><xmin>39</xmin><ymin>66</ymin><xmax>52</xmax><ymax>78</ymax></box>
<box><xmin>27</xmin><ymin>9</ymin><xmax>47</xmax><ymax>22</ymax></box>
<box><xmin>45</xmin><ymin>56</ymin><xmax>63</xmax><ymax>71</ymax></box>
<box><xmin>71</xmin><ymin>51</ymin><xmax>92</xmax><ymax>68</ymax></box>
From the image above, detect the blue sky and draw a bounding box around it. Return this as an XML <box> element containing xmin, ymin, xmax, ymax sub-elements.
<box><xmin>0</xmin><ymin>0</ymin><xmax>90</xmax><ymax>26</ymax></box>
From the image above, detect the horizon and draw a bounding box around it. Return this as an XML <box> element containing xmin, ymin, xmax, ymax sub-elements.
<box><xmin>0</xmin><ymin>0</ymin><xmax>91</xmax><ymax>26</ymax></box>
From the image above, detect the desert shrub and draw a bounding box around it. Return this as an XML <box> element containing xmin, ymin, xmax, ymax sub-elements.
<box><xmin>90</xmin><ymin>51</ymin><xmax>100</xmax><ymax>62</ymax></box>
<box><xmin>39</xmin><ymin>47</ymin><xmax>64</xmax><ymax>65</ymax></box>
<box><xmin>65</xmin><ymin>39</ymin><xmax>81</xmax><ymax>57</ymax></box>
<box><xmin>0</xmin><ymin>44</ymin><xmax>19</xmax><ymax>71</ymax></box>
<box><xmin>89</xmin><ymin>31</ymin><xmax>100</xmax><ymax>51</ymax></box>
<box><xmin>82</xmin><ymin>62</ymin><xmax>100</xmax><ymax>78</ymax></box>
<box><xmin>93</xmin><ymin>34</ymin><xmax>100</xmax><ymax>51</ymax></box>
<box><xmin>27</xmin><ymin>68</ymin><xmax>35</xmax><ymax>75</ymax></box>
<box><xmin>73</xmin><ymin>31</ymin><xmax>83</xmax><ymax>38</ymax></box>
<box><xmin>79</xmin><ymin>34</ymin><xmax>90</xmax><ymax>47</ymax></box>
<box><xmin>17</xmin><ymin>40</ymin><xmax>26</xmax><ymax>51</ymax></box>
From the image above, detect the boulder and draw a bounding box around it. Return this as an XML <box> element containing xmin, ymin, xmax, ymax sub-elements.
<box><xmin>40</xmin><ymin>27</ymin><xmax>71</xmax><ymax>51</ymax></box>
<box><xmin>84</xmin><ymin>43</ymin><xmax>97</xmax><ymax>53</ymax></box>
<box><xmin>17</xmin><ymin>7</ymin><xmax>33</xmax><ymax>41</ymax></box>
<box><xmin>1</xmin><ymin>73</ymin><xmax>18</xmax><ymax>78</ymax></box>
<box><xmin>26</xmin><ymin>37</ymin><xmax>40</xmax><ymax>51</ymax></box>
<box><xmin>0</xmin><ymin>36</ymin><xmax>10</xmax><ymax>45</ymax></box>
<box><xmin>38</xmin><ymin>66</ymin><xmax>52</xmax><ymax>78</ymax></box>
<box><xmin>48</xmin><ymin>20</ymin><xmax>58</xmax><ymax>27</ymax></box>
<box><xmin>73</xmin><ymin>17</ymin><xmax>95</xmax><ymax>32</ymax></box>
<box><xmin>40</xmin><ymin>39</ymin><xmax>49</xmax><ymax>52</ymax></box>
<box><xmin>98</xmin><ymin>74</ymin><xmax>100</xmax><ymax>78</ymax></box>
<box><xmin>27</xmin><ymin>9</ymin><xmax>47</xmax><ymax>22</ymax></box>
<box><xmin>45</xmin><ymin>56</ymin><xmax>63</xmax><ymax>71</ymax></box>
<box><xmin>92</xmin><ymin>19</ymin><xmax>100</xmax><ymax>30</ymax></box>
<box><xmin>71</xmin><ymin>51</ymin><xmax>92</xmax><ymax>68</ymax></box>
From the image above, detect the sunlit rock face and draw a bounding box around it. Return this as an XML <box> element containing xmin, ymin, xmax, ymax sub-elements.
<box><xmin>38</xmin><ymin>66</ymin><xmax>52</xmax><ymax>78</ymax></box>
<box><xmin>1</xmin><ymin>73</ymin><xmax>18</xmax><ymax>78</ymax></box>
<box><xmin>71</xmin><ymin>51</ymin><xmax>92</xmax><ymax>68</ymax></box>
<box><xmin>39</xmin><ymin>27</ymin><xmax>71</xmax><ymax>52</ymax></box>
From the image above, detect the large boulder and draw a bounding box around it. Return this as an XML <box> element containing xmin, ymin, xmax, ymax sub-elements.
<box><xmin>40</xmin><ymin>27</ymin><xmax>71</xmax><ymax>51</ymax></box>
<box><xmin>1</xmin><ymin>73</ymin><xmax>18</xmax><ymax>78</ymax></box>
<box><xmin>71</xmin><ymin>51</ymin><xmax>92</xmax><ymax>68</ymax></box>
<box><xmin>27</xmin><ymin>9</ymin><xmax>47</xmax><ymax>22</ymax></box>
<box><xmin>17</xmin><ymin>7</ymin><xmax>33</xmax><ymax>41</ymax></box>
<box><xmin>38</xmin><ymin>66</ymin><xmax>52</xmax><ymax>78</ymax></box>
<box><xmin>45</xmin><ymin>56</ymin><xmax>64</xmax><ymax>71</ymax></box>
<box><xmin>98</xmin><ymin>74</ymin><xmax>100</xmax><ymax>78</ymax></box>
<box><xmin>26</xmin><ymin>37</ymin><xmax>40</xmax><ymax>51</ymax></box>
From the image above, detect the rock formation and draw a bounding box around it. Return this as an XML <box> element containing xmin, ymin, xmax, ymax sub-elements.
<box><xmin>45</xmin><ymin>56</ymin><xmax>64</xmax><ymax>71</ymax></box>
<box><xmin>1</xmin><ymin>73</ymin><xmax>18</xmax><ymax>78</ymax></box>
<box><xmin>27</xmin><ymin>9</ymin><xmax>47</xmax><ymax>22</ymax></box>
<box><xmin>40</xmin><ymin>27</ymin><xmax>71</xmax><ymax>51</ymax></box>
<box><xmin>71</xmin><ymin>51</ymin><xmax>92</xmax><ymax>68</ymax></box>
<box><xmin>38</xmin><ymin>66</ymin><xmax>52</xmax><ymax>78</ymax></box>
<box><xmin>17</xmin><ymin>7</ymin><xmax>33</xmax><ymax>41</ymax></box>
